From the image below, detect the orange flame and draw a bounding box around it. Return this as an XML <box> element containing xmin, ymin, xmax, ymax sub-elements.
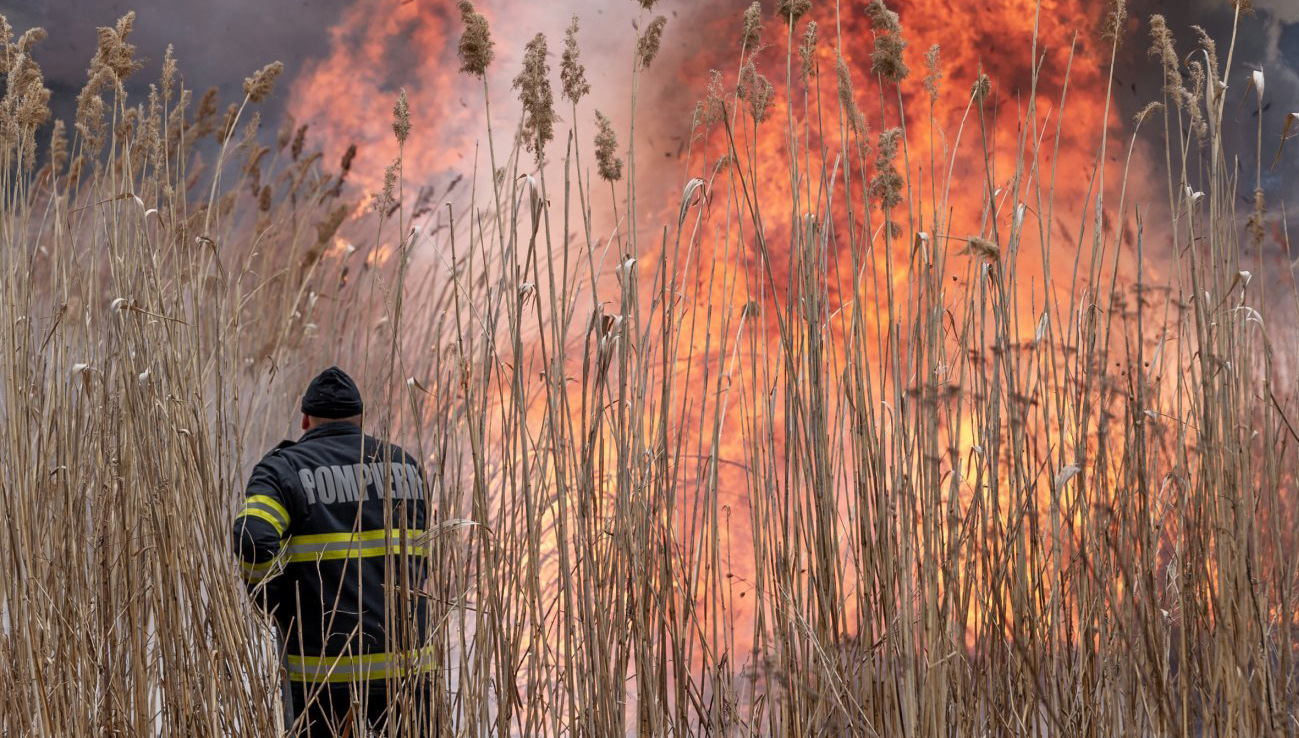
<box><xmin>288</xmin><ymin>0</ymin><xmax>1165</xmax><ymax>650</ymax></box>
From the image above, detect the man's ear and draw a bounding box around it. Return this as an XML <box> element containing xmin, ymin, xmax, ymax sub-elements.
<box><xmin>301</xmin><ymin>414</ymin><xmax>310</xmax><ymax>431</ymax></box>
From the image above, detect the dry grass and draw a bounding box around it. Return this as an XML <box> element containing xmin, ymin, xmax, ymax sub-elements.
<box><xmin>0</xmin><ymin>2</ymin><xmax>1296</xmax><ymax>736</ymax></box>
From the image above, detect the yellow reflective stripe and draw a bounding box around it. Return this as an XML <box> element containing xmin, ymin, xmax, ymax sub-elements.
<box><xmin>289</xmin><ymin>528</ymin><xmax>425</xmax><ymax>546</ymax></box>
<box><xmin>246</xmin><ymin>495</ymin><xmax>290</xmax><ymax>527</ymax></box>
<box><xmin>284</xmin><ymin>646</ymin><xmax>436</xmax><ymax>683</ymax></box>
<box><xmin>286</xmin><ymin>544</ymin><xmax>426</xmax><ymax>563</ymax></box>
<box><xmin>282</xmin><ymin>529</ymin><xmax>427</xmax><ymax>564</ymax></box>
<box><xmin>236</xmin><ymin>508</ymin><xmax>287</xmax><ymax>538</ymax></box>
<box><xmin>239</xmin><ymin>558</ymin><xmax>274</xmax><ymax>583</ymax></box>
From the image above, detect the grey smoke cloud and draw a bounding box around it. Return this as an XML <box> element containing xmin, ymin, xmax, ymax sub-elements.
<box><xmin>1</xmin><ymin>0</ymin><xmax>353</xmax><ymax>126</ymax></box>
<box><xmin>1121</xmin><ymin>1</ymin><xmax>1299</xmax><ymax>243</ymax></box>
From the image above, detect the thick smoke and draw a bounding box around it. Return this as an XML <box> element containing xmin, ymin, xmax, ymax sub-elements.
<box><xmin>1</xmin><ymin>0</ymin><xmax>351</xmax><ymax>126</ymax></box>
<box><xmin>1122</xmin><ymin>0</ymin><xmax>1299</xmax><ymax>249</ymax></box>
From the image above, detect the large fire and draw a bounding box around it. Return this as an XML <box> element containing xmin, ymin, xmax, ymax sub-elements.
<box><xmin>287</xmin><ymin>0</ymin><xmax>1167</xmax><ymax>651</ymax></box>
<box><xmin>287</xmin><ymin>0</ymin><xmax>1157</xmax><ymax>253</ymax></box>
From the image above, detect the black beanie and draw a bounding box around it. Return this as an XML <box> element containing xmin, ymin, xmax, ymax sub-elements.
<box><xmin>301</xmin><ymin>366</ymin><xmax>364</xmax><ymax>419</ymax></box>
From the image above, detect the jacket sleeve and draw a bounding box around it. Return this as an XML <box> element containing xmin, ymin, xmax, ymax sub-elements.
<box><xmin>232</xmin><ymin>458</ymin><xmax>294</xmax><ymax>590</ymax></box>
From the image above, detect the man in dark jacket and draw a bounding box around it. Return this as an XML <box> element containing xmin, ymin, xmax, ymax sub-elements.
<box><xmin>234</xmin><ymin>367</ymin><xmax>431</xmax><ymax>736</ymax></box>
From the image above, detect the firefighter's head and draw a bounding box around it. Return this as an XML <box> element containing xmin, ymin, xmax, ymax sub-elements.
<box><xmin>300</xmin><ymin>366</ymin><xmax>364</xmax><ymax>431</ymax></box>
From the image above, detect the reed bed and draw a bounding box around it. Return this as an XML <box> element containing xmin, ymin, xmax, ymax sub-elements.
<box><xmin>0</xmin><ymin>2</ymin><xmax>1295</xmax><ymax>736</ymax></box>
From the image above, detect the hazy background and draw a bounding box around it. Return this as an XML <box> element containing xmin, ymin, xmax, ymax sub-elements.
<box><xmin>3</xmin><ymin>0</ymin><xmax>1297</xmax><ymax>255</ymax></box>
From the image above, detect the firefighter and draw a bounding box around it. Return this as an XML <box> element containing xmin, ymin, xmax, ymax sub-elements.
<box><xmin>233</xmin><ymin>367</ymin><xmax>431</xmax><ymax>736</ymax></box>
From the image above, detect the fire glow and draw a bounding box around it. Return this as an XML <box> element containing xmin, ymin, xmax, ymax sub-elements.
<box><xmin>289</xmin><ymin>0</ymin><xmax>1168</xmax><ymax>654</ymax></box>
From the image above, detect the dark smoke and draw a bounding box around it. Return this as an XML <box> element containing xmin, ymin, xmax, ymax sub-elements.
<box><xmin>1</xmin><ymin>0</ymin><xmax>351</xmax><ymax>129</ymax></box>
<box><xmin>1123</xmin><ymin>0</ymin><xmax>1299</xmax><ymax>255</ymax></box>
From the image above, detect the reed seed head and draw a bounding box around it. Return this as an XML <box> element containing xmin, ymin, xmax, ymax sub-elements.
<box><xmin>594</xmin><ymin>110</ymin><xmax>622</xmax><ymax>182</ymax></box>
<box><xmin>75</xmin><ymin>65</ymin><xmax>113</xmax><ymax>157</ymax></box>
<box><xmin>1192</xmin><ymin>25</ymin><xmax>1219</xmax><ymax>82</ymax></box>
<box><xmin>291</xmin><ymin>123</ymin><xmax>308</xmax><ymax>161</ymax></box>
<box><xmin>836</xmin><ymin>54</ymin><xmax>867</xmax><ymax>137</ymax></box>
<box><xmin>1103</xmin><ymin>0</ymin><xmax>1128</xmax><ymax>45</ymax></box>
<box><xmin>314</xmin><ymin>203</ymin><xmax>349</xmax><ymax>247</ymax></box>
<box><xmin>799</xmin><ymin>21</ymin><xmax>818</xmax><ymax>83</ymax></box>
<box><xmin>1147</xmin><ymin>15</ymin><xmax>1184</xmax><ymax>97</ymax></box>
<box><xmin>637</xmin><ymin>16</ymin><xmax>667</xmax><ymax>69</ymax></box>
<box><xmin>864</xmin><ymin>0</ymin><xmax>900</xmax><ymax>33</ymax></box>
<box><xmin>561</xmin><ymin>16</ymin><xmax>590</xmax><ymax>104</ymax></box>
<box><xmin>244</xmin><ymin>144</ymin><xmax>269</xmax><ymax>178</ymax></box>
<box><xmin>963</xmin><ymin>235</ymin><xmax>1001</xmax><ymax>262</ymax></box>
<box><xmin>778</xmin><ymin>0</ymin><xmax>812</xmax><ymax>24</ymax></box>
<box><xmin>1133</xmin><ymin>101</ymin><xmax>1163</xmax><ymax>126</ymax></box>
<box><xmin>3</xmin><ymin>34</ymin><xmax>50</xmax><ymax>170</ymax></box>
<box><xmin>923</xmin><ymin>44</ymin><xmax>942</xmax><ymax>102</ymax></box>
<box><xmin>5</xmin><ymin>29</ymin><xmax>50</xmax><ymax>119</ymax></box>
<box><xmin>164</xmin><ymin>87</ymin><xmax>189</xmax><ymax>147</ymax></box>
<box><xmin>93</xmin><ymin>12</ymin><xmax>144</xmax><ymax>82</ymax></box>
<box><xmin>870</xmin><ymin>127</ymin><xmax>904</xmax><ymax>211</ymax></box>
<box><xmin>375</xmin><ymin>158</ymin><xmax>399</xmax><ymax>213</ymax></box>
<box><xmin>193</xmin><ymin>87</ymin><xmax>220</xmax><ymax>138</ymax></box>
<box><xmin>0</xmin><ymin>16</ymin><xmax>11</xmax><ymax>72</ymax></box>
<box><xmin>218</xmin><ymin>102</ymin><xmax>238</xmax><ymax>144</ymax></box>
<box><xmin>113</xmin><ymin>104</ymin><xmax>138</xmax><ymax>142</ymax></box>
<box><xmin>457</xmin><ymin>1</ymin><xmax>495</xmax><ymax>78</ymax></box>
<box><xmin>738</xmin><ymin>61</ymin><xmax>774</xmax><ymax>124</ymax></box>
<box><xmin>972</xmin><ymin>72</ymin><xmax>991</xmax><ymax>103</ymax></box>
<box><xmin>513</xmin><ymin>33</ymin><xmax>554</xmax><ymax>161</ymax></box>
<box><xmin>49</xmin><ymin>119</ymin><xmax>67</xmax><ymax>172</ymax></box>
<box><xmin>146</xmin><ymin>81</ymin><xmax>161</xmax><ymax>135</ymax></box>
<box><xmin>7</xmin><ymin>27</ymin><xmax>46</xmax><ymax>86</ymax></box>
<box><xmin>392</xmin><ymin>88</ymin><xmax>411</xmax><ymax>144</ymax></box>
<box><xmin>243</xmin><ymin>61</ymin><xmax>283</xmax><ymax>103</ymax></box>
<box><xmin>701</xmin><ymin>70</ymin><xmax>726</xmax><ymax>126</ymax></box>
<box><xmin>161</xmin><ymin>45</ymin><xmax>176</xmax><ymax>103</ymax></box>
<box><xmin>741</xmin><ymin>2</ymin><xmax>762</xmax><ymax>51</ymax></box>
<box><xmin>16</xmin><ymin>77</ymin><xmax>50</xmax><ymax>131</ymax></box>
<box><xmin>1186</xmin><ymin>59</ymin><xmax>1208</xmax><ymax>141</ymax></box>
<box><xmin>340</xmin><ymin>143</ymin><xmax>356</xmax><ymax>175</ymax></box>
<box><xmin>865</xmin><ymin>0</ymin><xmax>908</xmax><ymax>83</ymax></box>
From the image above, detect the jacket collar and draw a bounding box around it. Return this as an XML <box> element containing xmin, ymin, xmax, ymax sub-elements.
<box><xmin>300</xmin><ymin>421</ymin><xmax>363</xmax><ymax>442</ymax></box>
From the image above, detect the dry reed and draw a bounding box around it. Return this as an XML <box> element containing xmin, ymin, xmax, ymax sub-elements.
<box><xmin>0</xmin><ymin>4</ymin><xmax>1295</xmax><ymax>737</ymax></box>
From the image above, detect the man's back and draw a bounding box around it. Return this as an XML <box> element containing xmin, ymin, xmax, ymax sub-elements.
<box><xmin>234</xmin><ymin>420</ymin><xmax>431</xmax><ymax>682</ymax></box>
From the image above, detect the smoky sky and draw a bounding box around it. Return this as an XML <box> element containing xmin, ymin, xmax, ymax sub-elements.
<box><xmin>0</xmin><ymin>0</ymin><xmax>352</xmax><ymax>129</ymax></box>
<box><xmin>4</xmin><ymin>0</ymin><xmax>1297</xmax><ymax>226</ymax></box>
<box><xmin>1121</xmin><ymin>0</ymin><xmax>1299</xmax><ymax>246</ymax></box>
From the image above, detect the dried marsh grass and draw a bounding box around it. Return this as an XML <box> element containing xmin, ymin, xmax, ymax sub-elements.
<box><xmin>0</xmin><ymin>3</ymin><xmax>1296</xmax><ymax>737</ymax></box>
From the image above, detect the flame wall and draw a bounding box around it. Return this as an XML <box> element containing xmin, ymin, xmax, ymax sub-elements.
<box><xmin>284</xmin><ymin>0</ymin><xmax>1175</xmax><ymax>650</ymax></box>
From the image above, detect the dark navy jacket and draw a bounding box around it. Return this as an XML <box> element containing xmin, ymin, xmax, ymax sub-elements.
<box><xmin>233</xmin><ymin>422</ymin><xmax>431</xmax><ymax>683</ymax></box>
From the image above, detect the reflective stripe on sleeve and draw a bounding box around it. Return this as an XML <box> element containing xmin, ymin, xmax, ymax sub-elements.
<box><xmin>284</xmin><ymin>646</ymin><xmax>437</xmax><ymax>683</ymax></box>
<box><xmin>238</xmin><ymin>495</ymin><xmax>291</xmax><ymax>537</ymax></box>
<box><xmin>239</xmin><ymin>558</ymin><xmax>275</xmax><ymax>583</ymax></box>
<box><xmin>282</xmin><ymin>529</ymin><xmax>427</xmax><ymax>564</ymax></box>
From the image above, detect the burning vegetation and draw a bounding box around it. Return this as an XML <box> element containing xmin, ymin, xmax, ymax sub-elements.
<box><xmin>0</xmin><ymin>0</ymin><xmax>1297</xmax><ymax>735</ymax></box>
